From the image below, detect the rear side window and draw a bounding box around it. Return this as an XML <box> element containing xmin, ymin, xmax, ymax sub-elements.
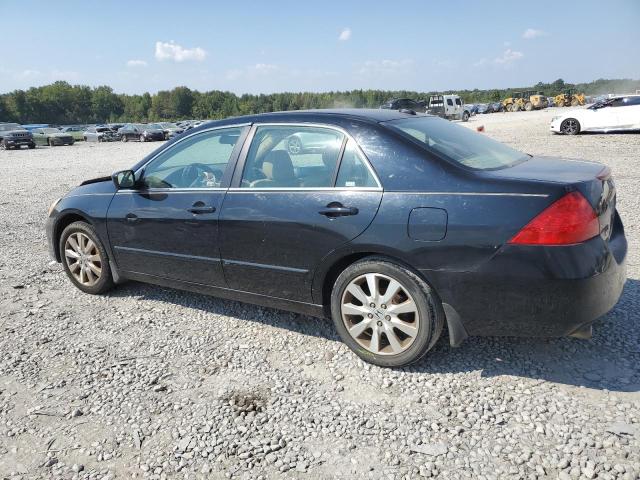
<box><xmin>241</xmin><ymin>126</ymin><xmax>344</xmax><ymax>188</ymax></box>
<box><xmin>335</xmin><ymin>139</ymin><xmax>378</xmax><ymax>188</ymax></box>
<box><xmin>455</xmin><ymin>98</ymin><xmax>462</xmax><ymax>106</ymax></box>
<box><xmin>446</xmin><ymin>99</ymin><xmax>454</xmax><ymax>106</ymax></box>
<box><xmin>385</xmin><ymin>116</ymin><xmax>528</xmax><ymax>170</ymax></box>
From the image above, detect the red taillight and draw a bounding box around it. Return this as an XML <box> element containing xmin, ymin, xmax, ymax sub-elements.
<box><xmin>508</xmin><ymin>191</ymin><xmax>599</xmax><ymax>245</ymax></box>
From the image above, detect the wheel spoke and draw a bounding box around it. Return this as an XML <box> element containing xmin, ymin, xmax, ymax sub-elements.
<box><xmin>64</xmin><ymin>249</ymin><xmax>80</xmax><ymax>259</ymax></box>
<box><xmin>383</xmin><ymin>325</ymin><xmax>403</xmax><ymax>353</ymax></box>
<box><xmin>369</xmin><ymin>326</ymin><xmax>380</xmax><ymax>353</ymax></box>
<box><xmin>88</xmin><ymin>254</ymin><xmax>101</xmax><ymax>262</ymax></box>
<box><xmin>342</xmin><ymin>303</ymin><xmax>370</xmax><ymax>317</ymax></box>
<box><xmin>346</xmin><ymin>283</ymin><xmax>368</xmax><ymax>306</ymax></box>
<box><xmin>79</xmin><ymin>267</ymin><xmax>86</xmax><ymax>284</ymax></box>
<box><xmin>380</xmin><ymin>279</ymin><xmax>402</xmax><ymax>305</ymax></box>
<box><xmin>87</xmin><ymin>261</ymin><xmax>102</xmax><ymax>276</ymax></box>
<box><xmin>365</xmin><ymin>274</ymin><xmax>378</xmax><ymax>302</ymax></box>
<box><xmin>69</xmin><ymin>261</ymin><xmax>80</xmax><ymax>273</ymax></box>
<box><xmin>67</xmin><ymin>236</ymin><xmax>80</xmax><ymax>253</ymax></box>
<box><xmin>386</xmin><ymin>299</ymin><xmax>416</xmax><ymax>315</ymax></box>
<box><xmin>390</xmin><ymin>318</ymin><xmax>418</xmax><ymax>337</ymax></box>
<box><xmin>349</xmin><ymin>318</ymin><xmax>372</xmax><ymax>337</ymax></box>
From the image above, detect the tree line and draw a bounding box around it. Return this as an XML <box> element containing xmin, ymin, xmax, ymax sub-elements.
<box><xmin>1</xmin><ymin>78</ymin><xmax>638</xmax><ymax>125</ymax></box>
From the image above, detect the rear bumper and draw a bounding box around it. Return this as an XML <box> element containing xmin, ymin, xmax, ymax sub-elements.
<box><xmin>427</xmin><ymin>211</ymin><xmax>627</xmax><ymax>338</ymax></box>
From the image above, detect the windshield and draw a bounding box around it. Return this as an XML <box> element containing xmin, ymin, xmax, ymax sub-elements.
<box><xmin>0</xmin><ymin>123</ymin><xmax>22</xmax><ymax>131</ymax></box>
<box><xmin>149</xmin><ymin>123</ymin><xmax>164</xmax><ymax>129</ymax></box>
<box><xmin>43</xmin><ymin>128</ymin><xmax>59</xmax><ymax>134</ymax></box>
<box><xmin>384</xmin><ymin>116</ymin><xmax>529</xmax><ymax>170</ymax></box>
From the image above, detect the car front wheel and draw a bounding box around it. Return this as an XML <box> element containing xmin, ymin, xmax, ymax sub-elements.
<box><xmin>59</xmin><ymin>221</ymin><xmax>114</xmax><ymax>295</ymax></box>
<box><xmin>560</xmin><ymin>118</ymin><xmax>580</xmax><ymax>135</ymax></box>
<box><xmin>331</xmin><ymin>258</ymin><xmax>444</xmax><ymax>367</ymax></box>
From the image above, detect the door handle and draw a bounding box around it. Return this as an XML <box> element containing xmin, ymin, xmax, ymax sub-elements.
<box><xmin>187</xmin><ymin>206</ymin><xmax>216</xmax><ymax>214</ymax></box>
<box><xmin>125</xmin><ymin>213</ymin><xmax>138</xmax><ymax>223</ymax></box>
<box><xmin>318</xmin><ymin>203</ymin><xmax>358</xmax><ymax>218</ymax></box>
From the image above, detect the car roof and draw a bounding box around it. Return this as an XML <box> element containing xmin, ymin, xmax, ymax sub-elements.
<box><xmin>195</xmin><ymin>108</ymin><xmax>426</xmax><ymax>131</ymax></box>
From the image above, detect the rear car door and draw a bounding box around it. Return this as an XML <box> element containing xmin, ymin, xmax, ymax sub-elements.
<box><xmin>107</xmin><ymin>125</ymin><xmax>248</xmax><ymax>286</ymax></box>
<box><xmin>615</xmin><ymin>96</ymin><xmax>640</xmax><ymax>128</ymax></box>
<box><xmin>219</xmin><ymin>124</ymin><xmax>383</xmax><ymax>302</ymax></box>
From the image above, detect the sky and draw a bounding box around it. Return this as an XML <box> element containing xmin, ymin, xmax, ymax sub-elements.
<box><xmin>1</xmin><ymin>0</ymin><xmax>639</xmax><ymax>95</ymax></box>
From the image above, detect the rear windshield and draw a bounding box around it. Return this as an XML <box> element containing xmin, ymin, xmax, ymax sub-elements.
<box><xmin>384</xmin><ymin>116</ymin><xmax>528</xmax><ymax>170</ymax></box>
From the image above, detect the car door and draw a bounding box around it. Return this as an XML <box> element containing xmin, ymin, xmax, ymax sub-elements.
<box><xmin>219</xmin><ymin>124</ymin><xmax>383</xmax><ymax>302</ymax></box>
<box><xmin>614</xmin><ymin>96</ymin><xmax>640</xmax><ymax>129</ymax></box>
<box><xmin>107</xmin><ymin>125</ymin><xmax>249</xmax><ymax>286</ymax></box>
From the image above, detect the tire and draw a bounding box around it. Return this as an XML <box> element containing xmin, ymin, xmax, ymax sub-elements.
<box><xmin>121</xmin><ymin>135</ymin><xmax>128</xmax><ymax>142</ymax></box>
<box><xmin>330</xmin><ymin>257</ymin><xmax>444</xmax><ymax>368</ymax></box>
<box><xmin>83</xmin><ymin>136</ymin><xmax>87</xmax><ymax>142</ymax></box>
<box><xmin>0</xmin><ymin>140</ymin><xmax>7</xmax><ymax>150</ymax></box>
<box><xmin>524</xmin><ymin>102</ymin><xmax>533</xmax><ymax>111</ymax></box>
<box><xmin>560</xmin><ymin>118</ymin><xmax>580</xmax><ymax>135</ymax></box>
<box><xmin>49</xmin><ymin>138</ymin><xmax>55</xmax><ymax>147</ymax></box>
<box><xmin>571</xmin><ymin>99</ymin><xmax>579</xmax><ymax>107</ymax></box>
<box><xmin>28</xmin><ymin>143</ymin><xmax>35</xmax><ymax>149</ymax></box>
<box><xmin>98</xmin><ymin>136</ymin><xmax>102</xmax><ymax>143</ymax></box>
<box><xmin>462</xmin><ymin>111</ymin><xmax>470</xmax><ymax>122</ymax></box>
<box><xmin>506</xmin><ymin>104</ymin><xmax>513</xmax><ymax>112</ymax></box>
<box><xmin>139</xmin><ymin>135</ymin><xmax>145</xmax><ymax>142</ymax></box>
<box><xmin>59</xmin><ymin>221</ymin><xmax>115</xmax><ymax>295</ymax></box>
<box><xmin>286</xmin><ymin>135</ymin><xmax>302</xmax><ymax>155</ymax></box>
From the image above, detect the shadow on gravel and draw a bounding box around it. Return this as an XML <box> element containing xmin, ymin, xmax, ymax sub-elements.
<box><xmin>109</xmin><ymin>278</ymin><xmax>640</xmax><ymax>393</ymax></box>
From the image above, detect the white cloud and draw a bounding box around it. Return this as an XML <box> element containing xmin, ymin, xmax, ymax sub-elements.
<box><xmin>338</xmin><ymin>28</ymin><xmax>352</xmax><ymax>41</ymax></box>
<box><xmin>522</xmin><ymin>28</ymin><xmax>549</xmax><ymax>39</ymax></box>
<box><xmin>357</xmin><ymin>59</ymin><xmax>414</xmax><ymax>76</ymax></box>
<box><xmin>127</xmin><ymin>59</ymin><xmax>148</xmax><ymax>67</ymax></box>
<box><xmin>155</xmin><ymin>41</ymin><xmax>207</xmax><ymax>62</ymax></box>
<box><xmin>493</xmin><ymin>49</ymin><xmax>524</xmax><ymax>65</ymax></box>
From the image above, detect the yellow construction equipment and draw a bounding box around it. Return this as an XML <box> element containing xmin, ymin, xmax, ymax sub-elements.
<box><xmin>511</xmin><ymin>91</ymin><xmax>548</xmax><ymax>111</ymax></box>
<box><xmin>554</xmin><ymin>89</ymin><xmax>586</xmax><ymax>107</ymax></box>
<box><xmin>502</xmin><ymin>92</ymin><xmax>523</xmax><ymax>112</ymax></box>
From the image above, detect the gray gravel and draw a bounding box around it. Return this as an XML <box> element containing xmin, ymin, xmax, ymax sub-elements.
<box><xmin>0</xmin><ymin>111</ymin><xmax>639</xmax><ymax>479</ymax></box>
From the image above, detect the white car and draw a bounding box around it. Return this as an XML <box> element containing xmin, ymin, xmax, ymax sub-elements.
<box><xmin>550</xmin><ymin>94</ymin><xmax>640</xmax><ymax>135</ymax></box>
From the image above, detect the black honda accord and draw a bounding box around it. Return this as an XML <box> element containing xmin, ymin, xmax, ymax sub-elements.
<box><xmin>46</xmin><ymin>109</ymin><xmax>626</xmax><ymax>367</ymax></box>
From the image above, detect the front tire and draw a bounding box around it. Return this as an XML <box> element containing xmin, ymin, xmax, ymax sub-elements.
<box><xmin>49</xmin><ymin>138</ymin><xmax>55</xmax><ymax>147</ymax></box>
<box><xmin>59</xmin><ymin>221</ymin><xmax>114</xmax><ymax>295</ymax></box>
<box><xmin>462</xmin><ymin>111</ymin><xmax>470</xmax><ymax>122</ymax></box>
<box><xmin>331</xmin><ymin>258</ymin><xmax>444</xmax><ymax>367</ymax></box>
<box><xmin>560</xmin><ymin>118</ymin><xmax>580</xmax><ymax>135</ymax></box>
<box><xmin>139</xmin><ymin>135</ymin><xmax>145</xmax><ymax>142</ymax></box>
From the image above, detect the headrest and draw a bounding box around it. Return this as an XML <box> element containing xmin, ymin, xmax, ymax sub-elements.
<box><xmin>262</xmin><ymin>151</ymin><xmax>295</xmax><ymax>181</ymax></box>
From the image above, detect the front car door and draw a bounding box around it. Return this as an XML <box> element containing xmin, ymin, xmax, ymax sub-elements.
<box><xmin>219</xmin><ymin>123</ymin><xmax>383</xmax><ymax>302</ymax></box>
<box><xmin>614</xmin><ymin>96</ymin><xmax>640</xmax><ymax>129</ymax></box>
<box><xmin>107</xmin><ymin>125</ymin><xmax>249</xmax><ymax>286</ymax></box>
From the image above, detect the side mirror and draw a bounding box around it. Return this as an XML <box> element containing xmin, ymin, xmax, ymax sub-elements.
<box><xmin>112</xmin><ymin>170</ymin><xmax>137</xmax><ymax>189</ymax></box>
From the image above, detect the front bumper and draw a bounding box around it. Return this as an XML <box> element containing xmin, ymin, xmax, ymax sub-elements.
<box><xmin>550</xmin><ymin>118</ymin><xmax>562</xmax><ymax>132</ymax></box>
<box><xmin>429</xmin><ymin>211</ymin><xmax>627</xmax><ymax>338</ymax></box>
<box><xmin>4</xmin><ymin>138</ymin><xmax>34</xmax><ymax>147</ymax></box>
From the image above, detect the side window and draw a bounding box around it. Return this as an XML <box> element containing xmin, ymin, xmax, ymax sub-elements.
<box><xmin>141</xmin><ymin>127</ymin><xmax>242</xmax><ymax>189</ymax></box>
<box><xmin>241</xmin><ymin>126</ymin><xmax>344</xmax><ymax>188</ymax></box>
<box><xmin>455</xmin><ymin>98</ymin><xmax>462</xmax><ymax>106</ymax></box>
<box><xmin>335</xmin><ymin>139</ymin><xmax>378</xmax><ymax>188</ymax></box>
<box><xmin>446</xmin><ymin>99</ymin><xmax>454</xmax><ymax>106</ymax></box>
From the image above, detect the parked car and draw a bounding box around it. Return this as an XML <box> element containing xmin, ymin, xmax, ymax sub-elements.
<box><xmin>60</xmin><ymin>126</ymin><xmax>86</xmax><ymax>141</ymax></box>
<box><xmin>32</xmin><ymin>127</ymin><xmax>75</xmax><ymax>146</ymax></box>
<box><xmin>151</xmin><ymin>122</ymin><xmax>184</xmax><ymax>140</ymax></box>
<box><xmin>84</xmin><ymin>126</ymin><xmax>119</xmax><ymax>142</ymax></box>
<box><xmin>476</xmin><ymin>103</ymin><xmax>490</xmax><ymax>114</ymax></box>
<box><xmin>550</xmin><ymin>94</ymin><xmax>640</xmax><ymax>135</ymax></box>
<box><xmin>0</xmin><ymin>123</ymin><xmax>35</xmax><ymax>150</ymax></box>
<box><xmin>491</xmin><ymin>102</ymin><xmax>504</xmax><ymax>112</ymax></box>
<box><xmin>466</xmin><ymin>104</ymin><xmax>479</xmax><ymax>115</ymax></box>
<box><xmin>46</xmin><ymin>109</ymin><xmax>626</xmax><ymax>367</ymax></box>
<box><xmin>118</xmin><ymin>123</ymin><xmax>165</xmax><ymax>142</ymax></box>
<box><xmin>380</xmin><ymin>98</ymin><xmax>427</xmax><ymax>113</ymax></box>
<box><xmin>427</xmin><ymin>95</ymin><xmax>471</xmax><ymax>121</ymax></box>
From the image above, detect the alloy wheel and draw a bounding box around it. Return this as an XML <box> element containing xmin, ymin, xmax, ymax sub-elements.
<box><xmin>562</xmin><ymin>119</ymin><xmax>579</xmax><ymax>134</ymax></box>
<box><xmin>287</xmin><ymin>136</ymin><xmax>302</xmax><ymax>155</ymax></box>
<box><xmin>341</xmin><ymin>273</ymin><xmax>420</xmax><ymax>356</ymax></box>
<box><xmin>64</xmin><ymin>232</ymin><xmax>102</xmax><ymax>286</ymax></box>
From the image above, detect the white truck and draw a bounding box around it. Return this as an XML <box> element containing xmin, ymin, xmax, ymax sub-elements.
<box><xmin>427</xmin><ymin>94</ymin><xmax>471</xmax><ymax>122</ymax></box>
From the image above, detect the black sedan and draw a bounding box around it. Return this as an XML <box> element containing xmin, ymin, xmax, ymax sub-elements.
<box><xmin>45</xmin><ymin>109</ymin><xmax>626</xmax><ymax>367</ymax></box>
<box><xmin>118</xmin><ymin>123</ymin><xmax>165</xmax><ymax>142</ymax></box>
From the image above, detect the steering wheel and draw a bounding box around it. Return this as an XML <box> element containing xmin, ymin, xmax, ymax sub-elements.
<box><xmin>180</xmin><ymin>163</ymin><xmax>219</xmax><ymax>188</ymax></box>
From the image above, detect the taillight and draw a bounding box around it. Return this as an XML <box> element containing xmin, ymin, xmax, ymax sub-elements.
<box><xmin>508</xmin><ymin>191</ymin><xmax>599</xmax><ymax>245</ymax></box>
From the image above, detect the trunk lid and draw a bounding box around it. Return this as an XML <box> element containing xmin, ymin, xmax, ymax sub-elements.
<box><xmin>485</xmin><ymin>156</ymin><xmax>616</xmax><ymax>242</ymax></box>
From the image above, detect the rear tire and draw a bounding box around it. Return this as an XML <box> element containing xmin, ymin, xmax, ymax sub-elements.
<box><xmin>48</xmin><ymin>138</ymin><xmax>55</xmax><ymax>147</ymax></box>
<box><xmin>524</xmin><ymin>102</ymin><xmax>533</xmax><ymax>111</ymax></box>
<box><xmin>330</xmin><ymin>257</ymin><xmax>444</xmax><ymax>368</ymax></box>
<box><xmin>560</xmin><ymin>118</ymin><xmax>581</xmax><ymax>135</ymax></box>
<box><xmin>462</xmin><ymin>111</ymin><xmax>470</xmax><ymax>122</ymax></box>
<box><xmin>139</xmin><ymin>135</ymin><xmax>145</xmax><ymax>142</ymax></box>
<box><xmin>0</xmin><ymin>140</ymin><xmax>7</xmax><ymax>150</ymax></box>
<box><xmin>122</xmin><ymin>135</ymin><xmax>128</xmax><ymax>142</ymax></box>
<box><xmin>59</xmin><ymin>221</ymin><xmax>114</xmax><ymax>295</ymax></box>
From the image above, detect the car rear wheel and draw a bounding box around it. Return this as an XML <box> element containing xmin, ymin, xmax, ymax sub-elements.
<box><xmin>121</xmin><ymin>135</ymin><xmax>128</xmax><ymax>142</ymax></box>
<box><xmin>560</xmin><ymin>118</ymin><xmax>580</xmax><ymax>135</ymax></box>
<box><xmin>60</xmin><ymin>221</ymin><xmax>114</xmax><ymax>295</ymax></box>
<box><xmin>139</xmin><ymin>135</ymin><xmax>145</xmax><ymax>142</ymax></box>
<box><xmin>48</xmin><ymin>138</ymin><xmax>55</xmax><ymax>147</ymax></box>
<box><xmin>331</xmin><ymin>258</ymin><xmax>444</xmax><ymax>367</ymax></box>
<box><xmin>462</xmin><ymin>111</ymin><xmax>470</xmax><ymax>122</ymax></box>
<box><xmin>0</xmin><ymin>140</ymin><xmax>8</xmax><ymax>150</ymax></box>
<box><xmin>524</xmin><ymin>102</ymin><xmax>533</xmax><ymax>111</ymax></box>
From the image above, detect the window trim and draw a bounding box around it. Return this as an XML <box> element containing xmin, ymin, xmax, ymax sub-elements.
<box><xmin>132</xmin><ymin>124</ymin><xmax>251</xmax><ymax>191</ymax></box>
<box><xmin>229</xmin><ymin>122</ymin><xmax>382</xmax><ymax>191</ymax></box>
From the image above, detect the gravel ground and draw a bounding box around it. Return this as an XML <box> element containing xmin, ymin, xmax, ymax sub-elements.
<box><xmin>0</xmin><ymin>109</ymin><xmax>639</xmax><ymax>480</ymax></box>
